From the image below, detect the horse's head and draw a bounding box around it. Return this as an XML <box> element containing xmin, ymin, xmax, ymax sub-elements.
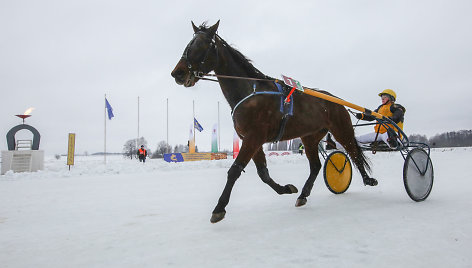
<box><xmin>171</xmin><ymin>20</ymin><xmax>220</xmax><ymax>87</ymax></box>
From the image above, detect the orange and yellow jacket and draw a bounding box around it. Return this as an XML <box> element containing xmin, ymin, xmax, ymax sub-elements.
<box><xmin>360</xmin><ymin>102</ymin><xmax>406</xmax><ymax>134</ymax></box>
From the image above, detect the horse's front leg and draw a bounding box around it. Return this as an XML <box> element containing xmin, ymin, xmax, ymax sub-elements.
<box><xmin>210</xmin><ymin>138</ymin><xmax>261</xmax><ymax>223</ymax></box>
<box><xmin>295</xmin><ymin>134</ymin><xmax>324</xmax><ymax>207</ymax></box>
<box><xmin>253</xmin><ymin>147</ymin><xmax>298</xmax><ymax>195</ymax></box>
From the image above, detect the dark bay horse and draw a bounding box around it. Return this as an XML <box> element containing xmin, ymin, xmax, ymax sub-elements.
<box><xmin>171</xmin><ymin>21</ymin><xmax>376</xmax><ymax>223</ymax></box>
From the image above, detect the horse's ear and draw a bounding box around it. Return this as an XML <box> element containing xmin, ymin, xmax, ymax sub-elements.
<box><xmin>208</xmin><ymin>20</ymin><xmax>220</xmax><ymax>37</ymax></box>
<box><xmin>191</xmin><ymin>21</ymin><xmax>199</xmax><ymax>33</ymax></box>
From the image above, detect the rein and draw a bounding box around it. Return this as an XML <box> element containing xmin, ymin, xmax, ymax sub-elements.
<box><xmin>195</xmin><ymin>72</ymin><xmax>275</xmax><ymax>83</ymax></box>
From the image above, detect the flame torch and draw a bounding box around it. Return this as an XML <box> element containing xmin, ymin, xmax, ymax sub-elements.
<box><xmin>15</xmin><ymin>107</ymin><xmax>35</xmax><ymax>124</ymax></box>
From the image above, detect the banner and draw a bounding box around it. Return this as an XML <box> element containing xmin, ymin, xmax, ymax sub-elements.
<box><xmin>211</xmin><ymin>123</ymin><xmax>218</xmax><ymax>153</ymax></box>
<box><xmin>268</xmin><ymin>151</ymin><xmax>292</xmax><ymax>157</ymax></box>
<box><xmin>233</xmin><ymin>131</ymin><xmax>240</xmax><ymax>159</ymax></box>
<box><xmin>164</xmin><ymin>153</ymin><xmax>227</xmax><ymax>162</ymax></box>
<box><xmin>164</xmin><ymin>153</ymin><xmax>184</xmax><ymax>162</ymax></box>
<box><xmin>67</xmin><ymin>133</ymin><xmax>75</xmax><ymax>167</ymax></box>
<box><xmin>189</xmin><ymin>124</ymin><xmax>195</xmax><ymax>153</ymax></box>
<box><xmin>182</xmin><ymin>153</ymin><xmax>211</xmax><ymax>161</ymax></box>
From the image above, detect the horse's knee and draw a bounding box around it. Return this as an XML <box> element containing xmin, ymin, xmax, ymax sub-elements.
<box><xmin>256</xmin><ymin>165</ymin><xmax>271</xmax><ymax>183</ymax></box>
<box><xmin>227</xmin><ymin>162</ymin><xmax>245</xmax><ymax>182</ymax></box>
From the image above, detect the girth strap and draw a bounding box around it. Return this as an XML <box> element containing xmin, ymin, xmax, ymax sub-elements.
<box><xmin>273</xmin><ymin>114</ymin><xmax>289</xmax><ymax>142</ymax></box>
<box><xmin>273</xmin><ymin>82</ymin><xmax>293</xmax><ymax>142</ymax></box>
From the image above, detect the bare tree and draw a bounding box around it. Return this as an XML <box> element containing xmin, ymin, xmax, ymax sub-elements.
<box><xmin>154</xmin><ymin>141</ymin><xmax>172</xmax><ymax>158</ymax></box>
<box><xmin>123</xmin><ymin>137</ymin><xmax>148</xmax><ymax>159</ymax></box>
<box><xmin>409</xmin><ymin>134</ymin><xmax>429</xmax><ymax>144</ymax></box>
<box><xmin>173</xmin><ymin>144</ymin><xmax>185</xmax><ymax>153</ymax></box>
<box><xmin>123</xmin><ymin>139</ymin><xmax>136</xmax><ymax>159</ymax></box>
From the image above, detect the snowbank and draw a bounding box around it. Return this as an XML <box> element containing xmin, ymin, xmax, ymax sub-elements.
<box><xmin>1</xmin><ymin>147</ymin><xmax>471</xmax><ymax>267</ymax></box>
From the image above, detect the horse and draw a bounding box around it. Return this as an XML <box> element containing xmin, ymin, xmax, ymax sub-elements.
<box><xmin>171</xmin><ymin>21</ymin><xmax>376</xmax><ymax>223</ymax></box>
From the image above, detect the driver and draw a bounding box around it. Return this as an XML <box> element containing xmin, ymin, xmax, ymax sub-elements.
<box><xmin>327</xmin><ymin>89</ymin><xmax>406</xmax><ymax>149</ymax></box>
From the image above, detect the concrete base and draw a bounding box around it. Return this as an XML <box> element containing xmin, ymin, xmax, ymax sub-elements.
<box><xmin>1</xmin><ymin>150</ymin><xmax>44</xmax><ymax>175</ymax></box>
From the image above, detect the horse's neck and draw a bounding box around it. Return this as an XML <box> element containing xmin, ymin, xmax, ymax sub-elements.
<box><xmin>214</xmin><ymin>56</ymin><xmax>258</xmax><ymax>109</ymax></box>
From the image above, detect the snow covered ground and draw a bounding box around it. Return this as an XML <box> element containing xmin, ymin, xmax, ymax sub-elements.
<box><xmin>1</xmin><ymin>148</ymin><xmax>471</xmax><ymax>267</ymax></box>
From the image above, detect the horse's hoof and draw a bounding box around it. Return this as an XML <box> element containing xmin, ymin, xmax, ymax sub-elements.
<box><xmin>285</xmin><ymin>184</ymin><xmax>298</xmax><ymax>194</ymax></box>
<box><xmin>295</xmin><ymin>197</ymin><xmax>307</xmax><ymax>207</ymax></box>
<box><xmin>210</xmin><ymin>212</ymin><xmax>226</xmax><ymax>223</ymax></box>
<box><xmin>363</xmin><ymin>177</ymin><xmax>378</xmax><ymax>186</ymax></box>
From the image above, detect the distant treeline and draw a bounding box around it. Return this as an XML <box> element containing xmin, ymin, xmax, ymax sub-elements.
<box><xmin>409</xmin><ymin>130</ymin><xmax>472</xmax><ymax>148</ymax></box>
<box><xmin>267</xmin><ymin>130</ymin><xmax>472</xmax><ymax>151</ymax></box>
<box><xmin>91</xmin><ymin>152</ymin><xmax>124</xmax><ymax>156</ymax></box>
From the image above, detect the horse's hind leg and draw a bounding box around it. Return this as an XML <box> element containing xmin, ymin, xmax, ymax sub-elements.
<box><xmin>253</xmin><ymin>147</ymin><xmax>298</xmax><ymax>195</ymax></box>
<box><xmin>329</xmin><ymin>124</ymin><xmax>376</xmax><ymax>186</ymax></box>
<box><xmin>296</xmin><ymin>132</ymin><xmax>325</xmax><ymax>207</ymax></box>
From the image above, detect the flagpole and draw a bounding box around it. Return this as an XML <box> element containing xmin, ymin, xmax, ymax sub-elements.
<box><xmin>104</xmin><ymin>94</ymin><xmax>107</xmax><ymax>165</ymax></box>
<box><xmin>218</xmin><ymin>101</ymin><xmax>220</xmax><ymax>152</ymax></box>
<box><xmin>166</xmin><ymin>98</ymin><xmax>169</xmax><ymax>153</ymax></box>
<box><xmin>137</xmin><ymin>96</ymin><xmax>140</xmax><ymax>152</ymax></box>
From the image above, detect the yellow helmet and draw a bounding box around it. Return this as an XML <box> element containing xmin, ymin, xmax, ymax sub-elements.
<box><xmin>378</xmin><ymin>89</ymin><xmax>396</xmax><ymax>101</ymax></box>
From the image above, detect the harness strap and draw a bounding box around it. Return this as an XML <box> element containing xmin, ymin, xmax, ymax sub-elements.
<box><xmin>275</xmin><ymin>82</ymin><xmax>294</xmax><ymax>115</ymax></box>
<box><xmin>273</xmin><ymin>82</ymin><xmax>294</xmax><ymax>142</ymax></box>
<box><xmin>231</xmin><ymin>82</ymin><xmax>294</xmax><ymax>143</ymax></box>
<box><xmin>231</xmin><ymin>91</ymin><xmax>282</xmax><ymax>117</ymax></box>
<box><xmin>274</xmin><ymin>115</ymin><xmax>289</xmax><ymax>142</ymax></box>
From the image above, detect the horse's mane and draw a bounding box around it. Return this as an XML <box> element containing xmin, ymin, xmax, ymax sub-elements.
<box><xmin>197</xmin><ymin>23</ymin><xmax>273</xmax><ymax>80</ymax></box>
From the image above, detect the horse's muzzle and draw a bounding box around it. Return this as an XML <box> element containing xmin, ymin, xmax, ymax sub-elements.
<box><xmin>171</xmin><ymin>60</ymin><xmax>197</xmax><ymax>87</ymax></box>
<box><xmin>171</xmin><ymin>69</ymin><xmax>197</xmax><ymax>87</ymax></box>
<box><xmin>171</xmin><ymin>69</ymin><xmax>186</xmax><ymax>85</ymax></box>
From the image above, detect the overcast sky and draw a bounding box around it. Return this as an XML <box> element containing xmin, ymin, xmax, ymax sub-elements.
<box><xmin>1</xmin><ymin>0</ymin><xmax>471</xmax><ymax>155</ymax></box>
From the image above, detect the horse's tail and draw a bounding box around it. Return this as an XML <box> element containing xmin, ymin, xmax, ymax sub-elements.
<box><xmin>330</xmin><ymin>129</ymin><xmax>372</xmax><ymax>178</ymax></box>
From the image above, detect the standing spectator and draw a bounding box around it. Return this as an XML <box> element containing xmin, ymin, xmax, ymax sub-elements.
<box><xmin>298</xmin><ymin>143</ymin><xmax>304</xmax><ymax>155</ymax></box>
<box><xmin>137</xmin><ymin>145</ymin><xmax>148</xmax><ymax>163</ymax></box>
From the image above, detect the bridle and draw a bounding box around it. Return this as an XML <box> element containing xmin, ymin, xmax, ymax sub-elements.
<box><xmin>181</xmin><ymin>31</ymin><xmax>274</xmax><ymax>83</ymax></box>
<box><xmin>181</xmin><ymin>31</ymin><xmax>218</xmax><ymax>79</ymax></box>
<box><xmin>181</xmin><ymin>31</ymin><xmax>275</xmax><ymax>82</ymax></box>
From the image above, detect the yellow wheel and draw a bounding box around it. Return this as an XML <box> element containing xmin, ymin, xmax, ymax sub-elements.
<box><xmin>323</xmin><ymin>151</ymin><xmax>352</xmax><ymax>194</ymax></box>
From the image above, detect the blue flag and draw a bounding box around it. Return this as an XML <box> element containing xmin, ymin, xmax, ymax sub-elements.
<box><xmin>194</xmin><ymin>118</ymin><xmax>203</xmax><ymax>132</ymax></box>
<box><xmin>105</xmin><ymin>98</ymin><xmax>114</xmax><ymax>120</ymax></box>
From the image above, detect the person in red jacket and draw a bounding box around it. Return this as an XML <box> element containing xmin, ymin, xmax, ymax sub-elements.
<box><xmin>137</xmin><ymin>145</ymin><xmax>148</xmax><ymax>163</ymax></box>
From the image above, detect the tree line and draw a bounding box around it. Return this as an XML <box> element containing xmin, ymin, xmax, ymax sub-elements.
<box><xmin>268</xmin><ymin>130</ymin><xmax>472</xmax><ymax>151</ymax></box>
<box><xmin>122</xmin><ymin>137</ymin><xmax>198</xmax><ymax>159</ymax></box>
<box><xmin>409</xmin><ymin>129</ymin><xmax>472</xmax><ymax>148</ymax></box>
<box><xmin>123</xmin><ymin>129</ymin><xmax>472</xmax><ymax>158</ymax></box>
